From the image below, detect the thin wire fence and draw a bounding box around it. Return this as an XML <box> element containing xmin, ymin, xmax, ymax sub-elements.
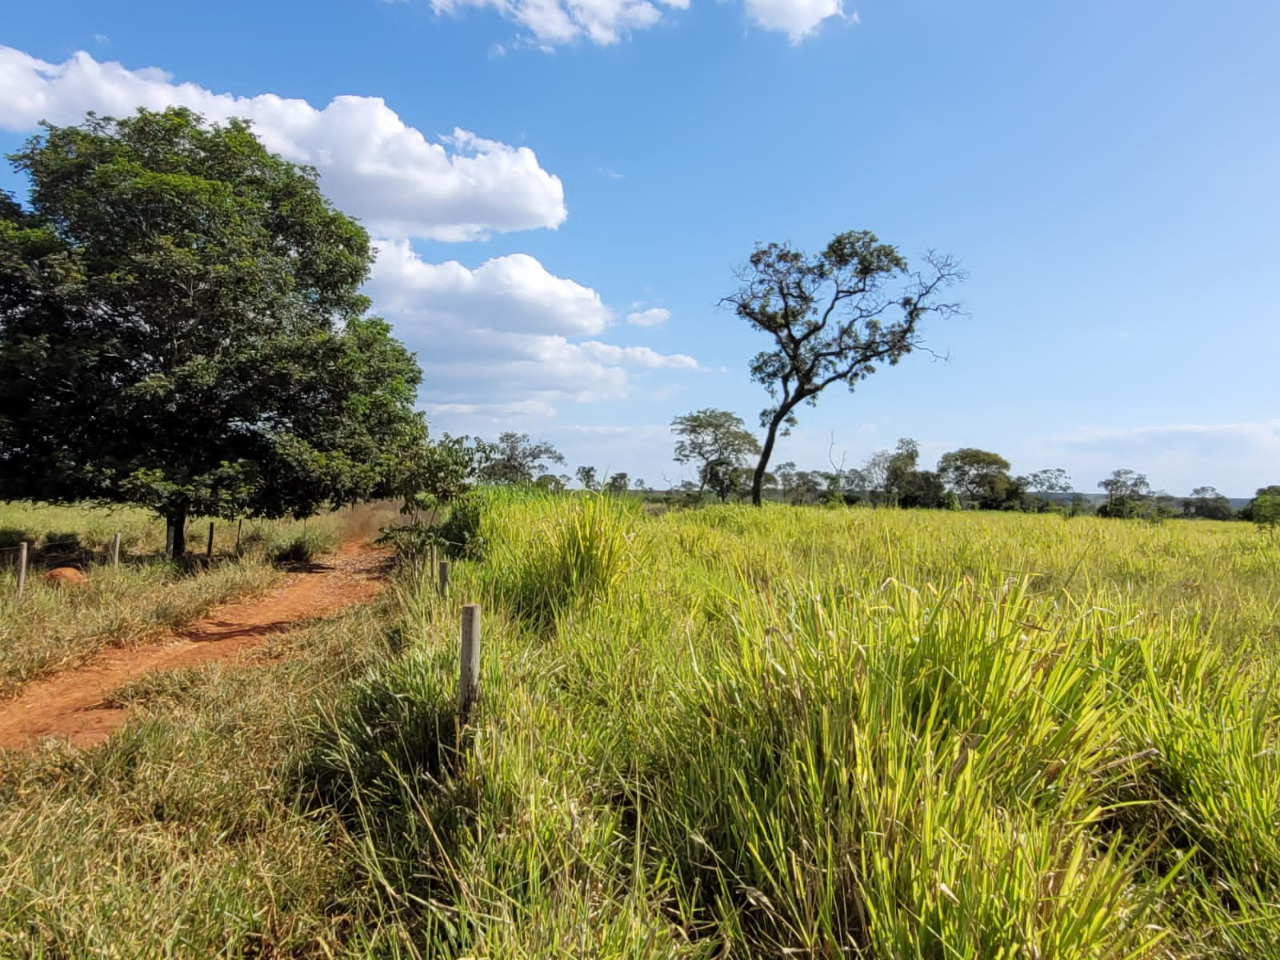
<box><xmin>0</xmin><ymin>538</ymin><xmax>87</xmax><ymax>555</ymax></box>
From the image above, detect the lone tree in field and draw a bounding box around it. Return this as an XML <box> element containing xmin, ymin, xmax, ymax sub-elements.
<box><xmin>723</xmin><ymin>231</ymin><xmax>963</xmax><ymax>506</ymax></box>
<box><xmin>476</xmin><ymin>432</ymin><xmax>565</xmax><ymax>485</ymax></box>
<box><xmin>671</xmin><ymin>408</ymin><xmax>760</xmax><ymax>497</ymax></box>
<box><xmin>0</xmin><ymin>108</ymin><xmax>424</xmax><ymax>556</ymax></box>
<box><xmin>938</xmin><ymin>448</ymin><xmax>1014</xmax><ymax>506</ymax></box>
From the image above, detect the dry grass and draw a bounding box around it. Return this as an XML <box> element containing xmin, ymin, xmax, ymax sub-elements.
<box><xmin>0</xmin><ymin>502</ymin><xmax>396</xmax><ymax>697</ymax></box>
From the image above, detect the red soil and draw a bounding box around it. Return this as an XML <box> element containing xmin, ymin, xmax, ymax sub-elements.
<box><xmin>0</xmin><ymin>541</ymin><xmax>391</xmax><ymax>752</ymax></box>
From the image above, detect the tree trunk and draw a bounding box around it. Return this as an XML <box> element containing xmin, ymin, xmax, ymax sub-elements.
<box><xmin>751</xmin><ymin>409</ymin><xmax>790</xmax><ymax>507</ymax></box>
<box><xmin>166</xmin><ymin>506</ymin><xmax>188</xmax><ymax>559</ymax></box>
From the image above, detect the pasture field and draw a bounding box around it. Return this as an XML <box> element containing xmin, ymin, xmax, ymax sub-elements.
<box><xmin>0</xmin><ymin>502</ymin><xmax>348</xmax><ymax>697</ymax></box>
<box><xmin>1</xmin><ymin>492</ymin><xmax>1278</xmax><ymax>958</ymax></box>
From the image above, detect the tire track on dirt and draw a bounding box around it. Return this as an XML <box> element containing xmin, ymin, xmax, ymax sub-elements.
<box><xmin>0</xmin><ymin>541</ymin><xmax>391</xmax><ymax>751</ymax></box>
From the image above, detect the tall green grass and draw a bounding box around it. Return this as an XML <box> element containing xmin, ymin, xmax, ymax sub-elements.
<box><xmin>329</xmin><ymin>498</ymin><xmax>1278</xmax><ymax>957</ymax></box>
<box><xmin>1</xmin><ymin>496</ymin><xmax>1276</xmax><ymax>957</ymax></box>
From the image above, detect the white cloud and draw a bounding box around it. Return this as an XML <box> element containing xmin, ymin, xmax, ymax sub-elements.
<box><xmin>370</xmin><ymin>240</ymin><xmax>611</xmax><ymax>335</ymax></box>
<box><xmin>428</xmin><ymin>0</ymin><xmax>844</xmax><ymax>46</ymax></box>
<box><xmin>743</xmin><ymin>0</ymin><xmax>844</xmax><ymax>42</ymax></box>
<box><xmin>365</xmin><ymin>241</ymin><xmax>700</xmax><ymax>412</ymax></box>
<box><xmin>432</xmin><ymin>0</ymin><xmax>689</xmax><ymax>46</ymax></box>
<box><xmin>0</xmin><ymin>45</ymin><xmax>566</xmax><ymax>242</ymax></box>
<box><xmin>626</xmin><ymin>306</ymin><xmax>670</xmax><ymax>327</ymax></box>
<box><xmin>578</xmin><ymin>341</ymin><xmax>697</xmax><ymax>369</ymax></box>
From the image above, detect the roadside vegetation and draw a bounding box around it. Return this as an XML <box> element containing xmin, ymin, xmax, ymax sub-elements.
<box><xmin>2</xmin><ymin>491</ymin><xmax>1277</xmax><ymax>957</ymax></box>
<box><xmin>0</xmin><ymin>502</ymin><xmax>366</xmax><ymax>696</ymax></box>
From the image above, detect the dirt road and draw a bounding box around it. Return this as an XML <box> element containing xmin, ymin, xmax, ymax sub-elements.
<box><xmin>0</xmin><ymin>542</ymin><xmax>390</xmax><ymax>751</ymax></box>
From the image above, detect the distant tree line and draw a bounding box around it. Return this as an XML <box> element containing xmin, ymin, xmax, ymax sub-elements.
<box><xmin>427</xmin><ymin>422</ymin><xmax>1277</xmax><ymax>532</ymax></box>
<box><xmin>655</xmin><ymin>410</ymin><xmax>1276</xmax><ymax>524</ymax></box>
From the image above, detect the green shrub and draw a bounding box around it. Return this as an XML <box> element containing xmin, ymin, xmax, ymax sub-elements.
<box><xmin>266</xmin><ymin>529</ymin><xmax>335</xmax><ymax>564</ymax></box>
<box><xmin>438</xmin><ymin>495</ymin><xmax>487</xmax><ymax>561</ymax></box>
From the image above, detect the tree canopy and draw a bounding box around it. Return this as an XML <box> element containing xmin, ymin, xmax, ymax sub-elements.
<box><xmin>0</xmin><ymin>108</ymin><xmax>424</xmax><ymax>555</ymax></box>
<box><xmin>671</xmin><ymin>408</ymin><xmax>760</xmax><ymax>497</ymax></box>
<box><xmin>1243</xmin><ymin>485</ymin><xmax>1280</xmax><ymax>534</ymax></box>
<box><xmin>476</xmin><ymin>432</ymin><xmax>565</xmax><ymax>485</ymax></box>
<box><xmin>938</xmin><ymin>448</ymin><xmax>1014</xmax><ymax>507</ymax></box>
<box><xmin>1183</xmin><ymin>486</ymin><xmax>1234</xmax><ymax>521</ymax></box>
<box><xmin>723</xmin><ymin>230</ymin><xmax>963</xmax><ymax>505</ymax></box>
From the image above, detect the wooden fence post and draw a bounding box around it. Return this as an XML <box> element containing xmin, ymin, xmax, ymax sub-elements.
<box><xmin>235</xmin><ymin>519</ymin><xmax>243</xmax><ymax>553</ymax></box>
<box><xmin>459</xmin><ymin>604</ymin><xmax>481</xmax><ymax>719</ymax></box>
<box><xmin>110</xmin><ymin>532</ymin><xmax>121</xmax><ymax>567</ymax></box>
<box><xmin>207</xmin><ymin>521</ymin><xmax>215</xmax><ymax>559</ymax></box>
<box><xmin>438</xmin><ymin>559</ymin><xmax>451</xmax><ymax>597</ymax></box>
<box><xmin>16</xmin><ymin>541</ymin><xmax>28</xmax><ymax>601</ymax></box>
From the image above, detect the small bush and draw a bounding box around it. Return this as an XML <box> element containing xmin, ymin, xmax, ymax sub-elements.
<box><xmin>438</xmin><ymin>495</ymin><xmax>487</xmax><ymax>561</ymax></box>
<box><xmin>266</xmin><ymin>529</ymin><xmax>335</xmax><ymax>565</ymax></box>
<box><xmin>492</xmin><ymin>494</ymin><xmax>635</xmax><ymax>631</ymax></box>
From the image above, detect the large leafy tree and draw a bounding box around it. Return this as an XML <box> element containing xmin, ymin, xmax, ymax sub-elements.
<box><xmin>1183</xmin><ymin>485</ymin><xmax>1234</xmax><ymax>521</ymax></box>
<box><xmin>723</xmin><ymin>230</ymin><xmax>963</xmax><ymax>506</ymax></box>
<box><xmin>1242</xmin><ymin>485</ymin><xmax>1280</xmax><ymax>534</ymax></box>
<box><xmin>1025</xmin><ymin>468</ymin><xmax>1073</xmax><ymax>496</ymax></box>
<box><xmin>1095</xmin><ymin>469</ymin><xmax>1155</xmax><ymax>519</ymax></box>
<box><xmin>670</xmin><ymin>408</ymin><xmax>760</xmax><ymax>496</ymax></box>
<box><xmin>476</xmin><ymin>432</ymin><xmax>565</xmax><ymax>485</ymax></box>
<box><xmin>937</xmin><ymin>448</ymin><xmax>1014</xmax><ymax>506</ymax></box>
<box><xmin>0</xmin><ymin>108</ymin><xmax>424</xmax><ymax>556</ymax></box>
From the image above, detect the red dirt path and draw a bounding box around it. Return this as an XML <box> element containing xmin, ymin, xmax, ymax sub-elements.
<box><xmin>0</xmin><ymin>541</ymin><xmax>390</xmax><ymax>752</ymax></box>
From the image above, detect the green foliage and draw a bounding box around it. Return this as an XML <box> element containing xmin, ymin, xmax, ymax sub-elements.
<box><xmin>0</xmin><ymin>108</ymin><xmax>423</xmax><ymax>554</ymax></box>
<box><xmin>475</xmin><ymin>432</ymin><xmax>565</xmax><ymax>485</ymax></box>
<box><xmin>396</xmin><ymin>433</ymin><xmax>485</xmax><ymax>520</ymax></box>
<box><xmin>1249</xmin><ymin>489</ymin><xmax>1280</xmax><ymax>536</ymax></box>
<box><xmin>1</xmin><ymin>501</ymin><xmax>1277</xmax><ymax>955</ymax></box>
<box><xmin>485</xmin><ymin>493</ymin><xmax>636</xmax><ymax>632</ymax></box>
<box><xmin>701</xmin><ymin>458</ymin><xmax>742</xmax><ymax>503</ymax></box>
<box><xmin>1183</xmin><ymin>486</ymin><xmax>1235</xmax><ymax>521</ymax></box>
<box><xmin>265</xmin><ymin>528</ymin><xmax>337</xmax><ymax>565</ymax></box>
<box><xmin>897</xmin><ymin>466</ymin><xmax>947</xmax><ymax>508</ymax></box>
<box><xmin>671</xmin><ymin>408</ymin><xmax>760</xmax><ymax>494</ymax></box>
<box><xmin>938</xmin><ymin>447</ymin><xmax>1016</xmax><ymax>507</ymax></box>
<box><xmin>723</xmin><ymin>230</ymin><xmax>963</xmax><ymax>504</ymax></box>
<box><xmin>1026</xmin><ymin>466</ymin><xmax>1073</xmax><ymax>495</ymax></box>
<box><xmin>302</xmin><ymin>645</ymin><xmax>462</xmax><ymax>849</ymax></box>
<box><xmin>437</xmin><ymin>495</ymin><xmax>487</xmax><ymax>560</ymax></box>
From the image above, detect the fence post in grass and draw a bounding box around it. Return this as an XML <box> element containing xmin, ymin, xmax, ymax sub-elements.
<box><xmin>438</xmin><ymin>559</ymin><xmax>451</xmax><ymax>597</ymax></box>
<box><xmin>459</xmin><ymin>604</ymin><xmax>481</xmax><ymax>720</ymax></box>
<box><xmin>429</xmin><ymin>544</ymin><xmax>438</xmax><ymax>583</ymax></box>
<box><xmin>15</xmin><ymin>541</ymin><xmax>28</xmax><ymax>600</ymax></box>
<box><xmin>110</xmin><ymin>532</ymin><xmax>121</xmax><ymax>567</ymax></box>
<box><xmin>235</xmin><ymin>519</ymin><xmax>242</xmax><ymax>553</ymax></box>
<box><xmin>207</xmin><ymin>521</ymin><xmax>215</xmax><ymax>559</ymax></box>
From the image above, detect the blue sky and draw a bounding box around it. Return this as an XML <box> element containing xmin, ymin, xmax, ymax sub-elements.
<box><xmin>2</xmin><ymin>1</ymin><xmax>1277</xmax><ymax>495</ymax></box>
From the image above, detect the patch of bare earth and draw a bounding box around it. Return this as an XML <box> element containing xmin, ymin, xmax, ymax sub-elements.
<box><xmin>0</xmin><ymin>541</ymin><xmax>391</xmax><ymax>751</ymax></box>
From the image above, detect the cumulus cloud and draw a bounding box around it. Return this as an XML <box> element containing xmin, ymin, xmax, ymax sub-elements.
<box><xmin>428</xmin><ymin>0</ymin><xmax>844</xmax><ymax>46</ymax></box>
<box><xmin>370</xmin><ymin>240</ymin><xmax>611</xmax><ymax>335</ymax></box>
<box><xmin>0</xmin><ymin>45</ymin><xmax>566</xmax><ymax>241</ymax></box>
<box><xmin>743</xmin><ymin>0</ymin><xmax>846</xmax><ymax>42</ymax></box>
<box><xmin>366</xmin><ymin>241</ymin><xmax>700</xmax><ymax>412</ymax></box>
<box><xmin>626</xmin><ymin>307</ymin><xmax>670</xmax><ymax>327</ymax></box>
<box><xmin>431</xmin><ymin>0</ymin><xmax>689</xmax><ymax>46</ymax></box>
